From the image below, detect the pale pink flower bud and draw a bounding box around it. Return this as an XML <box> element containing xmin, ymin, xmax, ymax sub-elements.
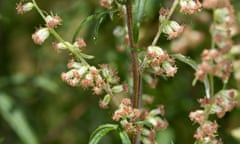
<box><xmin>74</xmin><ymin>66</ymin><xmax>88</xmax><ymax>78</ymax></box>
<box><xmin>80</xmin><ymin>73</ymin><xmax>94</xmax><ymax>88</ymax></box>
<box><xmin>67</xmin><ymin>59</ymin><xmax>82</xmax><ymax>69</ymax></box>
<box><xmin>16</xmin><ymin>2</ymin><xmax>34</xmax><ymax>14</ymax></box>
<box><xmin>99</xmin><ymin>94</ymin><xmax>111</xmax><ymax>109</ymax></box>
<box><xmin>32</xmin><ymin>28</ymin><xmax>50</xmax><ymax>45</ymax></box>
<box><xmin>162</xmin><ymin>62</ymin><xmax>177</xmax><ymax>77</ymax></box>
<box><xmin>159</xmin><ymin>8</ymin><xmax>169</xmax><ymax>23</ymax></box>
<box><xmin>163</xmin><ymin>21</ymin><xmax>184</xmax><ymax>39</ymax></box>
<box><xmin>92</xmin><ymin>87</ymin><xmax>103</xmax><ymax>95</ymax></box>
<box><xmin>147</xmin><ymin>46</ymin><xmax>164</xmax><ymax>57</ymax></box>
<box><xmin>73</xmin><ymin>38</ymin><xmax>87</xmax><ymax>48</ymax></box>
<box><xmin>45</xmin><ymin>15</ymin><xmax>62</xmax><ymax>28</ymax></box>
<box><xmin>61</xmin><ymin>70</ymin><xmax>75</xmax><ymax>82</ymax></box>
<box><xmin>149</xmin><ymin>105</ymin><xmax>165</xmax><ymax>116</ymax></box>
<box><xmin>189</xmin><ymin>110</ymin><xmax>205</xmax><ymax>124</ymax></box>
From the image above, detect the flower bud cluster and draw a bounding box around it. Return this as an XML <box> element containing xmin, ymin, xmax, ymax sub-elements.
<box><xmin>31</xmin><ymin>13</ymin><xmax>62</xmax><ymax>45</ymax></box>
<box><xmin>113</xmin><ymin>99</ymin><xmax>168</xmax><ymax>144</ymax></box>
<box><xmin>62</xmin><ymin>60</ymin><xmax>126</xmax><ymax>108</ymax></box>
<box><xmin>199</xmin><ymin>89</ymin><xmax>238</xmax><ymax>118</ymax></box>
<box><xmin>146</xmin><ymin>46</ymin><xmax>177</xmax><ymax>77</ymax></box>
<box><xmin>179</xmin><ymin>0</ymin><xmax>202</xmax><ymax>14</ymax></box>
<box><xmin>195</xmin><ymin>49</ymin><xmax>232</xmax><ymax>82</ymax></box>
<box><xmin>16</xmin><ymin>1</ymin><xmax>63</xmax><ymax>45</ymax></box>
<box><xmin>193</xmin><ymin>121</ymin><xmax>221</xmax><ymax>144</ymax></box>
<box><xmin>189</xmin><ymin>89</ymin><xmax>238</xmax><ymax>143</ymax></box>
<box><xmin>112</xmin><ymin>98</ymin><xmax>142</xmax><ymax>133</ymax></box>
<box><xmin>159</xmin><ymin>9</ymin><xmax>184</xmax><ymax>40</ymax></box>
<box><xmin>211</xmin><ymin>1</ymin><xmax>237</xmax><ymax>53</ymax></box>
<box><xmin>31</xmin><ymin>16</ymin><xmax>62</xmax><ymax>45</ymax></box>
<box><xmin>140</xmin><ymin>105</ymin><xmax>168</xmax><ymax>144</ymax></box>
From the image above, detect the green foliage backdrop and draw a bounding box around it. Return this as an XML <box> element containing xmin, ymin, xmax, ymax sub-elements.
<box><xmin>0</xmin><ymin>0</ymin><xmax>240</xmax><ymax>144</ymax></box>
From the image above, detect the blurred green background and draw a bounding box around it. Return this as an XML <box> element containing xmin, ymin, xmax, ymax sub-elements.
<box><xmin>0</xmin><ymin>0</ymin><xmax>240</xmax><ymax>144</ymax></box>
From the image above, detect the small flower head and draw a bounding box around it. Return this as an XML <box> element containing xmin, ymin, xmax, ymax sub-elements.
<box><xmin>159</xmin><ymin>8</ymin><xmax>169</xmax><ymax>23</ymax></box>
<box><xmin>189</xmin><ymin>110</ymin><xmax>205</xmax><ymax>124</ymax></box>
<box><xmin>162</xmin><ymin>21</ymin><xmax>184</xmax><ymax>39</ymax></box>
<box><xmin>100</xmin><ymin>0</ymin><xmax>113</xmax><ymax>9</ymax></box>
<box><xmin>73</xmin><ymin>38</ymin><xmax>87</xmax><ymax>48</ymax></box>
<box><xmin>162</xmin><ymin>61</ymin><xmax>177</xmax><ymax>77</ymax></box>
<box><xmin>32</xmin><ymin>28</ymin><xmax>50</xmax><ymax>45</ymax></box>
<box><xmin>99</xmin><ymin>94</ymin><xmax>111</xmax><ymax>109</ymax></box>
<box><xmin>16</xmin><ymin>2</ymin><xmax>34</xmax><ymax>14</ymax></box>
<box><xmin>147</xmin><ymin>46</ymin><xmax>168</xmax><ymax>66</ymax></box>
<box><xmin>45</xmin><ymin>15</ymin><xmax>62</xmax><ymax>28</ymax></box>
<box><xmin>92</xmin><ymin>87</ymin><xmax>103</xmax><ymax>95</ymax></box>
<box><xmin>80</xmin><ymin>73</ymin><xmax>94</xmax><ymax>88</ymax></box>
<box><xmin>180</xmin><ymin>0</ymin><xmax>202</xmax><ymax>14</ymax></box>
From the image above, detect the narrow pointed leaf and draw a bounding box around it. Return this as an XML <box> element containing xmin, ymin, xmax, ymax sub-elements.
<box><xmin>80</xmin><ymin>53</ymin><xmax>95</xmax><ymax>59</ymax></box>
<box><xmin>133</xmin><ymin>0</ymin><xmax>146</xmax><ymax>43</ymax></box>
<box><xmin>118</xmin><ymin>128</ymin><xmax>131</xmax><ymax>144</ymax></box>
<box><xmin>89</xmin><ymin>124</ymin><xmax>118</xmax><ymax>144</ymax></box>
<box><xmin>72</xmin><ymin>15</ymin><xmax>95</xmax><ymax>42</ymax></box>
<box><xmin>173</xmin><ymin>54</ymin><xmax>211</xmax><ymax>98</ymax></box>
<box><xmin>93</xmin><ymin>16</ymin><xmax>105</xmax><ymax>41</ymax></box>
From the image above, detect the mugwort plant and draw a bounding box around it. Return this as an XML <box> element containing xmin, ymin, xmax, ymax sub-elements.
<box><xmin>17</xmin><ymin>0</ymin><xmax>240</xmax><ymax>144</ymax></box>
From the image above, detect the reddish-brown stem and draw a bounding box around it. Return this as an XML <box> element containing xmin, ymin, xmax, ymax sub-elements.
<box><xmin>125</xmin><ymin>0</ymin><xmax>141</xmax><ymax>143</ymax></box>
<box><xmin>126</xmin><ymin>0</ymin><xmax>141</xmax><ymax>109</ymax></box>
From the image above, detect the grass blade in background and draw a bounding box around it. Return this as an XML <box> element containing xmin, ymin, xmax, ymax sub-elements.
<box><xmin>0</xmin><ymin>93</ymin><xmax>39</xmax><ymax>144</ymax></box>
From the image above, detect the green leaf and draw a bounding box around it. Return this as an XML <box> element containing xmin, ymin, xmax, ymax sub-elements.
<box><xmin>72</xmin><ymin>15</ymin><xmax>95</xmax><ymax>42</ymax></box>
<box><xmin>172</xmin><ymin>54</ymin><xmax>198</xmax><ymax>70</ymax></box>
<box><xmin>80</xmin><ymin>53</ymin><xmax>95</xmax><ymax>59</ymax></box>
<box><xmin>118</xmin><ymin>128</ymin><xmax>131</xmax><ymax>144</ymax></box>
<box><xmin>93</xmin><ymin>16</ymin><xmax>106</xmax><ymax>41</ymax></box>
<box><xmin>0</xmin><ymin>93</ymin><xmax>39</xmax><ymax>144</ymax></box>
<box><xmin>72</xmin><ymin>10</ymin><xmax>118</xmax><ymax>42</ymax></box>
<box><xmin>33</xmin><ymin>76</ymin><xmax>59</xmax><ymax>93</ymax></box>
<box><xmin>173</xmin><ymin>54</ymin><xmax>211</xmax><ymax>98</ymax></box>
<box><xmin>89</xmin><ymin>124</ymin><xmax>118</xmax><ymax>144</ymax></box>
<box><xmin>133</xmin><ymin>0</ymin><xmax>146</xmax><ymax>43</ymax></box>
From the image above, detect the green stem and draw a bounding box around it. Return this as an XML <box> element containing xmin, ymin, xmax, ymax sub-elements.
<box><xmin>32</xmin><ymin>0</ymin><xmax>89</xmax><ymax>66</ymax></box>
<box><xmin>32</xmin><ymin>0</ymin><xmax>46</xmax><ymax>20</ymax></box>
<box><xmin>151</xmin><ymin>0</ymin><xmax>179</xmax><ymax>46</ymax></box>
<box><xmin>209</xmin><ymin>74</ymin><xmax>214</xmax><ymax>98</ymax></box>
